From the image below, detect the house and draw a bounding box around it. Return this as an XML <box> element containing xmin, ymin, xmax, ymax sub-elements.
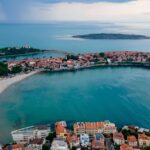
<box><xmin>138</xmin><ymin>134</ymin><xmax>150</xmax><ymax>147</ymax></box>
<box><xmin>80</xmin><ymin>134</ymin><xmax>90</xmax><ymax>147</ymax></box>
<box><xmin>74</xmin><ymin>122</ymin><xmax>86</xmax><ymax>135</ymax></box>
<box><xmin>122</xmin><ymin>126</ymin><xmax>129</xmax><ymax>130</ymax></box>
<box><xmin>74</xmin><ymin>121</ymin><xmax>117</xmax><ymax>135</ymax></box>
<box><xmin>92</xmin><ymin>133</ymin><xmax>105</xmax><ymax>150</ymax></box>
<box><xmin>55</xmin><ymin>121</ymin><xmax>68</xmax><ymax>139</ymax></box>
<box><xmin>85</xmin><ymin>122</ymin><xmax>99</xmax><ymax>134</ymax></box>
<box><xmin>138</xmin><ymin>128</ymin><xmax>150</xmax><ymax>133</ymax></box>
<box><xmin>128</xmin><ymin>126</ymin><xmax>139</xmax><ymax>133</ymax></box>
<box><xmin>103</xmin><ymin>121</ymin><xmax>117</xmax><ymax>134</ymax></box>
<box><xmin>113</xmin><ymin>132</ymin><xmax>125</xmax><ymax>145</ymax></box>
<box><xmin>127</xmin><ymin>136</ymin><xmax>137</xmax><ymax>147</ymax></box>
<box><xmin>27</xmin><ymin>138</ymin><xmax>45</xmax><ymax>150</ymax></box>
<box><xmin>51</xmin><ymin>138</ymin><xmax>69</xmax><ymax>150</ymax></box>
<box><xmin>67</xmin><ymin>134</ymin><xmax>80</xmax><ymax>148</ymax></box>
<box><xmin>120</xmin><ymin>144</ymin><xmax>133</xmax><ymax>150</ymax></box>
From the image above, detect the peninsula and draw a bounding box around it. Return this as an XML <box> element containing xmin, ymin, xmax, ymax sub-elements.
<box><xmin>72</xmin><ymin>33</ymin><xmax>150</xmax><ymax>40</ymax></box>
<box><xmin>0</xmin><ymin>50</ymin><xmax>150</xmax><ymax>94</ymax></box>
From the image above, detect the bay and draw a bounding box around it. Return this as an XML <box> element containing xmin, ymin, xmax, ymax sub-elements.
<box><xmin>0</xmin><ymin>67</ymin><xmax>150</xmax><ymax>143</ymax></box>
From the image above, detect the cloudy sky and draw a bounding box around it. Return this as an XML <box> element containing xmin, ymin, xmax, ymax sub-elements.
<box><xmin>0</xmin><ymin>0</ymin><xmax>150</xmax><ymax>25</ymax></box>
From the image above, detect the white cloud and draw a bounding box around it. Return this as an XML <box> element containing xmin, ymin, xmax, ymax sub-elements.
<box><xmin>22</xmin><ymin>0</ymin><xmax>150</xmax><ymax>23</ymax></box>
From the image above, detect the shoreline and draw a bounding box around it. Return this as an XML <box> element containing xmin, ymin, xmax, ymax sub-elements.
<box><xmin>0</xmin><ymin>63</ymin><xmax>150</xmax><ymax>94</ymax></box>
<box><xmin>0</xmin><ymin>70</ymin><xmax>40</xmax><ymax>94</ymax></box>
<box><xmin>0</xmin><ymin>49</ymin><xmax>73</xmax><ymax>58</ymax></box>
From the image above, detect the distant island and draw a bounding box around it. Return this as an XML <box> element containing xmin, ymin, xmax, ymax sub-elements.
<box><xmin>72</xmin><ymin>33</ymin><xmax>150</xmax><ymax>40</ymax></box>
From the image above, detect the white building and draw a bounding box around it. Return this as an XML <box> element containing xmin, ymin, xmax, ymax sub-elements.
<box><xmin>113</xmin><ymin>132</ymin><xmax>125</xmax><ymax>145</ymax></box>
<box><xmin>80</xmin><ymin>134</ymin><xmax>90</xmax><ymax>147</ymax></box>
<box><xmin>51</xmin><ymin>138</ymin><xmax>69</xmax><ymax>150</ymax></box>
<box><xmin>11</xmin><ymin>125</ymin><xmax>51</xmax><ymax>143</ymax></box>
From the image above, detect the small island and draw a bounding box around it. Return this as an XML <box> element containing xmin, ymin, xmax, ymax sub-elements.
<box><xmin>72</xmin><ymin>33</ymin><xmax>150</xmax><ymax>40</ymax></box>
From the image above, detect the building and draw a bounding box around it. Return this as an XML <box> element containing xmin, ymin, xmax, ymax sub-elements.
<box><xmin>92</xmin><ymin>133</ymin><xmax>105</xmax><ymax>150</ymax></box>
<box><xmin>67</xmin><ymin>134</ymin><xmax>80</xmax><ymax>148</ymax></box>
<box><xmin>103</xmin><ymin>121</ymin><xmax>117</xmax><ymax>134</ymax></box>
<box><xmin>74</xmin><ymin>122</ymin><xmax>86</xmax><ymax>135</ymax></box>
<box><xmin>55</xmin><ymin>121</ymin><xmax>68</xmax><ymax>139</ymax></box>
<box><xmin>27</xmin><ymin>138</ymin><xmax>45</xmax><ymax>150</ymax></box>
<box><xmin>113</xmin><ymin>132</ymin><xmax>125</xmax><ymax>145</ymax></box>
<box><xmin>11</xmin><ymin>125</ymin><xmax>50</xmax><ymax>143</ymax></box>
<box><xmin>80</xmin><ymin>134</ymin><xmax>90</xmax><ymax>147</ymax></box>
<box><xmin>85</xmin><ymin>122</ymin><xmax>103</xmax><ymax>134</ymax></box>
<box><xmin>120</xmin><ymin>144</ymin><xmax>133</xmax><ymax>150</ymax></box>
<box><xmin>138</xmin><ymin>128</ymin><xmax>150</xmax><ymax>133</ymax></box>
<box><xmin>51</xmin><ymin>138</ymin><xmax>69</xmax><ymax>150</ymax></box>
<box><xmin>138</xmin><ymin>134</ymin><xmax>150</xmax><ymax>147</ymax></box>
<box><xmin>74</xmin><ymin>121</ymin><xmax>117</xmax><ymax>135</ymax></box>
<box><xmin>127</xmin><ymin>136</ymin><xmax>137</xmax><ymax>147</ymax></box>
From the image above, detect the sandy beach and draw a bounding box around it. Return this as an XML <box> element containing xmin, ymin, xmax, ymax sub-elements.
<box><xmin>0</xmin><ymin>71</ymin><xmax>39</xmax><ymax>94</ymax></box>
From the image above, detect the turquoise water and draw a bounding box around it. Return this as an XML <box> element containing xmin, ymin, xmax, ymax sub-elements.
<box><xmin>0</xmin><ymin>67</ymin><xmax>150</xmax><ymax>143</ymax></box>
<box><xmin>0</xmin><ymin>23</ymin><xmax>150</xmax><ymax>143</ymax></box>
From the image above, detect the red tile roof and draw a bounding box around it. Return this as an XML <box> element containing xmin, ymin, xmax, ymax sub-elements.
<box><xmin>121</xmin><ymin>144</ymin><xmax>133</xmax><ymax>150</ymax></box>
<box><xmin>127</xmin><ymin>136</ymin><xmax>137</xmax><ymax>143</ymax></box>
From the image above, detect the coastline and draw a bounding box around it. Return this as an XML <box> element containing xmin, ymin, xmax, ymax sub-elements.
<box><xmin>0</xmin><ymin>63</ymin><xmax>150</xmax><ymax>94</ymax></box>
<box><xmin>1</xmin><ymin>50</ymin><xmax>150</xmax><ymax>94</ymax></box>
<box><xmin>0</xmin><ymin>70</ymin><xmax>39</xmax><ymax>94</ymax></box>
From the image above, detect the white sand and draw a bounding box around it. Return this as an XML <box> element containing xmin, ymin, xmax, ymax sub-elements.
<box><xmin>0</xmin><ymin>71</ymin><xmax>39</xmax><ymax>94</ymax></box>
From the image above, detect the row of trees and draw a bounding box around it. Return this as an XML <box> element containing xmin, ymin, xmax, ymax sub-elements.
<box><xmin>0</xmin><ymin>62</ymin><xmax>22</xmax><ymax>76</ymax></box>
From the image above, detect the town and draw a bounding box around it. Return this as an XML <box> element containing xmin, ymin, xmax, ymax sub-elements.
<box><xmin>1</xmin><ymin>51</ymin><xmax>150</xmax><ymax>77</ymax></box>
<box><xmin>1</xmin><ymin>120</ymin><xmax>150</xmax><ymax>150</ymax></box>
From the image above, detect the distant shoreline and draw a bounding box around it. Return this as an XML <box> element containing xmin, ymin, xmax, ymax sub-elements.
<box><xmin>0</xmin><ymin>49</ymin><xmax>72</xmax><ymax>58</ymax></box>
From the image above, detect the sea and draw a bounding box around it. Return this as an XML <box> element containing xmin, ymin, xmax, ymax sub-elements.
<box><xmin>0</xmin><ymin>23</ymin><xmax>150</xmax><ymax>143</ymax></box>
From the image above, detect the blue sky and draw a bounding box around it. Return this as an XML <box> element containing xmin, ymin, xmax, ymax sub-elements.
<box><xmin>0</xmin><ymin>0</ymin><xmax>150</xmax><ymax>25</ymax></box>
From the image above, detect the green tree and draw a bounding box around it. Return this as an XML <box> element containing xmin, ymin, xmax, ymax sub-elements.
<box><xmin>46</xmin><ymin>132</ymin><xmax>56</xmax><ymax>143</ymax></box>
<box><xmin>99</xmin><ymin>52</ymin><xmax>105</xmax><ymax>57</ymax></box>
<box><xmin>66</xmin><ymin>55</ymin><xmax>78</xmax><ymax>60</ymax></box>
<box><xmin>11</xmin><ymin>66</ymin><xmax>22</xmax><ymax>74</ymax></box>
<box><xmin>0</xmin><ymin>62</ymin><xmax>9</xmax><ymax>76</ymax></box>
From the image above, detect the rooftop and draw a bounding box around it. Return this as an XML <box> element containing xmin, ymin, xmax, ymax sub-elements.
<box><xmin>127</xmin><ymin>136</ymin><xmax>137</xmax><ymax>143</ymax></box>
